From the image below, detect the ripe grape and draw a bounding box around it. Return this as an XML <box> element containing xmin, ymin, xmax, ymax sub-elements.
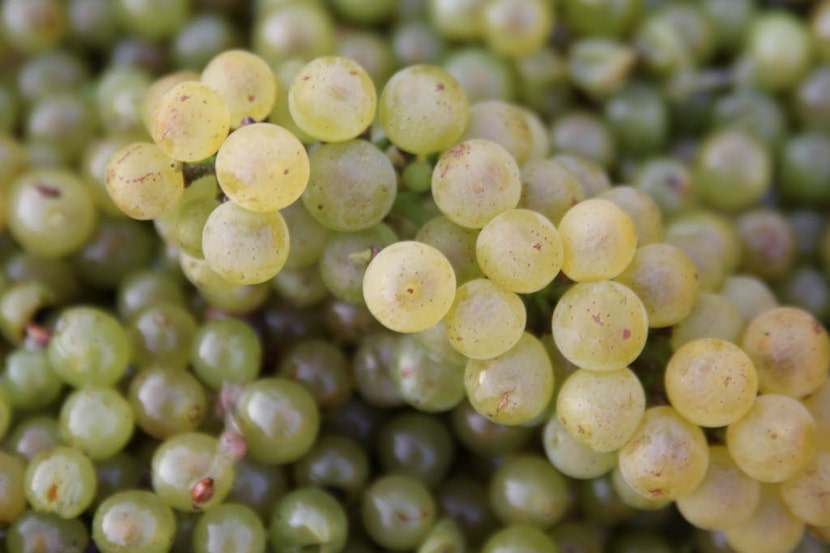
<box><xmin>105</xmin><ymin>142</ymin><xmax>184</xmax><ymax>220</ymax></box>
<box><xmin>201</xmin><ymin>49</ymin><xmax>278</xmax><ymax>128</ymax></box>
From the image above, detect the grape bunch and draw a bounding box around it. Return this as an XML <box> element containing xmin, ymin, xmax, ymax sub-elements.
<box><xmin>0</xmin><ymin>0</ymin><xmax>829</xmax><ymax>553</ymax></box>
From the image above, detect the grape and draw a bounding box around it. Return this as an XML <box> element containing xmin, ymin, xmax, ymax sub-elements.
<box><xmin>190</xmin><ymin>318</ymin><xmax>262</xmax><ymax>390</ymax></box>
<box><xmin>556</xmin><ymin>367</ymin><xmax>646</xmax><ymax>453</ymax></box>
<box><xmin>694</xmin><ymin>130</ymin><xmax>771</xmax><ymax>212</ymax></box>
<box><xmin>379</xmin><ymin>64</ymin><xmax>469</xmax><ymax>155</ymax></box>
<box><xmin>289</xmin><ymin>56</ymin><xmax>377</xmax><ymax>142</ymax></box>
<box><xmin>746</xmin><ymin>12</ymin><xmax>812</xmax><ymax>93</ymax></box>
<box><xmin>293</xmin><ymin>435</ymin><xmax>370</xmax><ymax>503</ymax></box>
<box><xmin>128</xmin><ymin>366</ymin><xmax>207</xmax><ymax>440</ymax></box>
<box><xmin>1</xmin><ymin>0</ymin><xmax>67</xmax><ymax>54</ymax></box>
<box><xmin>149</xmin><ymin>81</ymin><xmax>230</xmax><ymax>163</ymax></box>
<box><xmin>488</xmin><ymin>454</ymin><xmax>569</xmax><ymax>529</ymax></box>
<box><xmin>465</xmin><ymin>332</ymin><xmax>554</xmax><ymax>426</ymax></box>
<box><xmin>302</xmin><ymin>139</ymin><xmax>396</xmax><ymax>232</ymax></box>
<box><xmin>215</xmin><ymin>123</ymin><xmax>309</xmax><ymax>213</ymax></box>
<box><xmin>7</xmin><ymin>415</ymin><xmax>60</xmax><ymax>461</ymax></box>
<box><xmin>802</xmin><ymin>378</ymin><xmax>830</xmax><ymax>452</ymax></box>
<box><xmin>670</xmin><ymin>293</ymin><xmax>746</xmax><ymax>351</ymax></box>
<box><xmin>779</xmin><ymin>451</ymin><xmax>830</xmax><ymax>527</ymax></box>
<box><xmin>361</xmin><ymin>474</ymin><xmax>437</xmax><ymax>551</ymax></box>
<box><xmin>277</xmin><ymin>338</ymin><xmax>353</xmax><ymax>414</ymax></box>
<box><xmin>741</xmin><ymin>307</ymin><xmax>830</xmax><ymax>399</ymax></box>
<box><xmin>431</xmin><ymin>139</ymin><xmax>521</xmax><ymax>229</ymax></box>
<box><xmin>141</xmin><ymin>70</ymin><xmax>200</xmax><ymax>132</ymax></box>
<box><xmin>418</xmin><ymin>518</ymin><xmax>466</xmax><ymax>553</ymax></box>
<box><xmin>251</xmin><ymin>3</ymin><xmax>335</xmax><ymax>68</ymax></box>
<box><xmin>550</xmin><ymin>111</ymin><xmax>616</xmax><ymax>168</ymax></box>
<box><xmin>363</xmin><ymin>240</ymin><xmax>456</xmax><ymax>333</ymax></box>
<box><xmin>726</xmin><ymin>394</ymin><xmax>816</xmax><ymax>483</ymax></box>
<box><xmin>414</xmin><ymin>216</ymin><xmax>483</xmax><ymax>284</ymax></box>
<box><xmin>542</xmin><ymin>414</ymin><xmax>617</xmax><ymax>479</ymax></box>
<box><xmin>664</xmin><ymin>338</ymin><xmax>758</xmax><ymax>428</ymax></box>
<box><xmin>194</xmin><ymin>503</ymin><xmax>266</xmax><ymax>553</ymax></box>
<box><xmin>413</xmin><ymin>317</ymin><xmax>468</xmax><ymax>367</ymax></box>
<box><xmin>462</xmin><ymin>100</ymin><xmax>534</xmax><ymax>165</ymax></box>
<box><xmin>445</xmin><ymin>278</ymin><xmax>526</xmax><ymax>360</ymax></box>
<box><xmin>552</xmin><ymin>280</ymin><xmax>648</xmax><ymax>373</ymax></box>
<box><xmin>444</xmin><ymin>47</ymin><xmax>515</xmax><ymax>103</ymax></box>
<box><xmin>105</xmin><ymin>142</ymin><xmax>184</xmax><ymax>220</ymax></box>
<box><xmin>618</xmin><ymin>406</ymin><xmax>709</xmax><ymax>502</ymax></box>
<box><xmin>129</xmin><ymin>302</ymin><xmax>197</xmax><ymax>370</ymax></box>
<box><xmin>557</xmin><ymin>198</ymin><xmax>637</xmax><ymax>281</ymax></box>
<box><xmin>719</xmin><ymin>275</ymin><xmax>779</xmax><ymax>322</ymax></box>
<box><xmin>59</xmin><ymin>385</ymin><xmax>135</xmax><ymax>461</ymax></box>
<box><xmin>202</xmin><ymin>201</ymin><xmax>290</xmax><ymax>285</ymax></box>
<box><xmin>1</xmin><ymin>348</ymin><xmax>63</xmax><ymax>412</ymax></box>
<box><xmin>201</xmin><ymin>49</ymin><xmax>277</xmax><ymax>128</ymax></box>
<box><xmin>482</xmin><ymin>0</ymin><xmax>553</xmax><ymax>59</ymax></box>
<box><xmin>723</xmin><ymin>485</ymin><xmax>805</xmax><ymax>553</ymax></box>
<box><xmin>377</xmin><ymin>412</ymin><xmax>454</xmax><ymax>487</ymax></box>
<box><xmin>115</xmin><ymin>0</ymin><xmax>189</xmax><ymax>39</ymax></box>
<box><xmin>25</xmin><ymin>446</ymin><xmax>98</xmax><ymax>519</ymax></box>
<box><xmin>0</xmin><ymin>450</ymin><xmax>27</xmax><ymax>525</ymax></box>
<box><xmin>475</xmin><ymin>209</ymin><xmax>563</xmax><ymax>294</ymax></box>
<box><xmin>173</xmin><ymin>13</ymin><xmax>241</xmax><ymax>71</ymax></box>
<box><xmin>280</xmin><ymin>201</ymin><xmax>331</xmax><ymax>270</ymax></box>
<box><xmin>392</xmin><ymin>335</ymin><xmax>466</xmax><ymax>413</ymax></box>
<box><xmin>675</xmin><ymin>445</ymin><xmax>761</xmax><ymax>531</ymax></box>
<box><xmin>319</xmin><ymin>223</ymin><xmax>397</xmax><ymax>304</ymax></box>
<box><xmin>481</xmin><ymin>524</ymin><xmax>560</xmax><ymax>553</ymax></box>
<box><xmin>518</xmin><ymin>158</ymin><xmax>586</xmax><ymax>225</ymax></box>
<box><xmin>352</xmin><ymin>331</ymin><xmax>404</xmax><ymax>408</ymax></box>
<box><xmin>599</xmin><ymin>185</ymin><xmax>664</xmax><ymax>246</ymax></box>
<box><xmin>7</xmin><ymin>511</ymin><xmax>90</xmax><ymax>553</ymax></box>
<box><xmin>92</xmin><ymin>490</ymin><xmax>176</xmax><ymax>553</ymax></box>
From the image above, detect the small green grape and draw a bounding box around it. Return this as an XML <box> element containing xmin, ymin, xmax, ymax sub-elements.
<box><xmin>93</xmin><ymin>490</ymin><xmax>176</xmax><ymax>553</ymax></box>
<box><xmin>25</xmin><ymin>446</ymin><xmax>98</xmax><ymax>519</ymax></box>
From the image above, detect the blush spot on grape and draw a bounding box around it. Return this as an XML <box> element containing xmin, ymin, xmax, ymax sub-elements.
<box><xmin>47</xmin><ymin>483</ymin><xmax>58</xmax><ymax>502</ymax></box>
<box><xmin>622</xmin><ymin>329</ymin><xmax>631</xmax><ymax>340</ymax></box>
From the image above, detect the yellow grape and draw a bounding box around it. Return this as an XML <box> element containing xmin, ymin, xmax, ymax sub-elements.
<box><xmin>670</xmin><ymin>292</ymin><xmax>746</xmax><ymax>351</ymax></box>
<box><xmin>724</xmin><ymin>485</ymin><xmax>806</xmax><ymax>553</ymax></box>
<box><xmin>461</xmin><ymin>100</ymin><xmax>534</xmax><ymax>165</ymax></box>
<box><xmin>611</xmin><ymin>466</ymin><xmax>672</xmax><ymax>512</ymax></box>
<box><xmin>105</xmin><ymin>142</ymin><xmax>183</xmax><ymax>220</ymax></box>
<box><xmin>802</xmin><ymin>378</ymin><xmax>830</xmax><ymax>452</ymax></box>
<box><xmin>780</xmin><ymin>452</ymin><xmax>830</xmax><ymax>527</ymax></box>
<box><xmin>201</xmin><ymin>49</ymin><xmax>278</xmax><ymax>128</ymax></box>
<box><xmin>542</xmin><ymin>414</ymin><xmax>617</xmax><ymax>479</ymax></box>
<box><xmin>518</xmin><ymin>158</ymin><xmax>586</xmax><ymax>226</ymax></box>
<box><xmin>141</xmin><ymin>70</ymin><xmax>200</xmax><ymax>133</ymax></box>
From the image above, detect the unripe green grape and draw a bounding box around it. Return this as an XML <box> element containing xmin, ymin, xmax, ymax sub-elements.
<box><xmin>543</xmin><ymin>414</ymin><xmax>616</xmax><ymax>479</ymax></box>
<box><xmin>0</xmin><ymin>450</ymin><xmax>26</xmax><ymax>525</ymax></box>
<box><xmin>362</xmin><ymin>474</ymin><xmax>437</xmax><ymax>551</ymax></box>
<box><xmin>444</xmin><ymin>47</ymin><xmax>515</xmax><ymax>103</ymax></box>
<box><xmin>518</xmin><ymin>158</ymin><xmax>585</xmax><ymax>226</ymax></box>
<box><xmin>746</xmin><ymin>12</ymin><xmax>813</xmax><ymax>93</ymax></box>
<box><xmin>476</xmin><ymin>209</ymin><xmax>563</xmax><ymax>294</ymax></box>
<box><xmin>1</xmin><ymin>0</ymin><xmax>67</xmax><ymax>54</ymax></box>
<box><xmin>105</xmin><ymin>142</ymin><xmax>184</xmax><ymax>220</ymax></box>
<box><xmin>129</xmin><ymin>366</ymin><xmax>207</xmax><ymax>440</ymax></box>
<box><xmin>481</xmin><ymin>524</ymin><xmax>560</xmax><ymax>553</ymax></box>
<box><xmin>149</xmin><ymin>81</ymin><xmax>230</xmax><ymax>163</ymax></box>
<box><xmin>392</xmin><ymin>335</ymin><xmax>466</xmax><ymax>413</ymax></box>
<box><xmin>277</xmin><ymin>338</ymin><xmax>353</xmax><ymax>414</ymax></box>
<box><xmin>320</xmin><ymin>224</ymin><xmax>397</xmax><ymax>304</ymax></box>
<box><xmin>352</xmin><ymin>331</ymin><xmax>404</xmax><ymax>408</ymax></box>
<box><xmin>202</xmin><ymin>201</ymin><xmax>290</xmax><ymax>286</ymax></box>
<box><xmin>414</xmin><ymin>216</ymin><xmax>483</xmax><ymax>284</ymax></box>
<box><xmin>550</xmin><ymin>111</ymin><xmax>617</xmax><ymax>169</ymax></box>
<box><xmin>618</xmin><ymin>406</ymin><xmax>709</xmax><ymax>502</ymax></box>
<box><xmin>462</xmin><ymin>100</ymin><xmax>534</xmax><ymax>165</ymax></box>
<box><xmin>670</xmin><ymin>293</ymin><xmax>745</xmax><ymax>351</ymax></box>
<box><xmin>724</xmin><ymin>485</ymin><xmax>805</xmax><ymax>553</ymax></box>
<box><xmin>280</xmin><ymin>200</ymin><xmax>331</xmax><ymax>270</ymax></box>
<box><xmin>432</xmin><ymin>139</ymin><xmax>521</xmax><ymax>230</ymax></box>
<box><xmin>194</xmin><ymin>503</ymin><xmax>266</xmax><ymax>553</ymax></box>
<box><xmin>129</xmin><ymin>302</ymin><xmax>197</xmax><ymax>370</ymax></box>
<box><xmin>25</xmin><ymin>446</ymin><xmax>97</xmax><ymax>519</ymax></box>
<box><xmin>59</xmin><ymin>385</ymin><xmax>135</xmax><ymax>461</ymax></box>
<box><xmin>727</xmin><ymin>394</ymin><xmax>816</xmax><ymax>483</ymax></box>
<box><xmin>251</xmin><ymin>3</ymin><xmax>335</xmax><ymax>68</ymax></box>
<box><xmin>1</xmin><ymin>348</ymin><xmax>63</xmax><ymax>412</ymax></box>
<box><xmin>201</xmin><ymin>49</ymin><xmax>277</xmax><ymax>128</ymax></box>
<box><xmin>191</xmin><ymin>318</ymin><xmax>262</xmax><ymax>390</ymax></box>
<box><xmin>293</xmin><ymin>435</ymin><xmax>370</xmax><ymax>503</ymax></box>
<box><xmin>172</xmin><ymin>13</ymin><xmax>241</xmax><ymax>71</ymax></box>
<box><xmin>214</xmin><ymin>123</ymin><xmax>308</xmax><ymax>214</ymax></box>
<box><xmin>7</xmin><ymin>511</ymin><xmax>90</xmax><ymax>553</ymax></box>
<box><xmin>115</xmin><ymin>0</ymin><xmax>189</xmax><ymax>39</ymax></box>
<box><xmin>676</xmin><ymin>445</ymin><xmax>761</xmax><ymax>531</ymax></box>
<box><xmin>268</xmin><ymin>487</ymin><xmax>347</xmax><ymax>553</ymax></box>
<box><xmin>151</xmin><ymin>432</ymin><xmax>235</xmax><ymax>512</ymax></box>
<box><xmin>379</xmin><ymin>64</ymin><xmax>469</xmax><ymax>155</ymax></box>
<box><xmin>556</xmin><ymin>367</ymin><xmax>646</xmax><ymax>453</ymax></box>
<box><xmin>694</xmin><ymin>130</ymin><xmax>771</xmax><ymax>211</ymax></box>
<box><xmin>427</xmin><ymin>0</ymin><xmax>486</xmax><ymax>41</ymax></box>
<box><xmin>488</xmin><ymin>454</ymin><xmax>570</xmax><ymax>529</ymax></box>
<box><xmin>465</xmin><ymin>332</ymin><xmax>554</xmax><ymax>426</ymax></box>
<box><xmin>92</xmin><ymin>490</ymin><xmax>176</xmax><ymax>553</ymax></box>
<box><xmin>482</xmin><ymin>0</ymin><xmax>553</xmax><ymax>59</ymax></box>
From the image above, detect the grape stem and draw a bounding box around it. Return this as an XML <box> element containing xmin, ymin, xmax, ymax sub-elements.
<box><xmin>183</xmin><ymin>158</ymin><xmax>217</xmax><ymax>187</ymax></box>
<box><xmin>390</xmin><ymin>191</ymin><xmax>435</xmax><ymax>227</ymax></box>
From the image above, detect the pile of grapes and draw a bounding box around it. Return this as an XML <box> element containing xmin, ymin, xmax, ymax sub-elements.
<box><xmin>0</xmin><ymin>0</ymin><xmax>829</xmax><ymax>552</ymax></box>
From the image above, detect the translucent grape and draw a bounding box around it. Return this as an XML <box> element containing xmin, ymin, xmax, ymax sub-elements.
<box><xmin>59</xmin><ymin>385</ymin><xmax>135</xmax><ymax>461</ymax></box>
<box><xmin>0</xmin><ymin>450</ymin><xmax>26</xmax><ymax>525</ymax></box>
<box><xmin>361</xmin><ymin>475</ymin><xmax>437</xmax><ymax>551</ymax></box>
<box><xmin>149</xmin><ymin>81</ymin><xmax>230</xmax><ymax>162</ymax></box>
<box><xmin>190</xmin><ymin>318</ymin><xmax>262</xmax><ymax>390</ymax></box>
<box><xmin>363</xmin><ymin>241</ymin><xmax>456</xmax><ymax>333</ymax></box>
<box><xmin>481</xmin><ymin>524</ymin><xmax>559</xmax><ymax>553</ymax></box>
<box><xmin>518</xmin><ymin>158</ymin><xmax>586</xmax><ymax>225</ymax></box>
<box><xmin>201</xmin><ymin>49</ymin><xmax>278</xmax><ymax>128</ymax></box>
<box><xmin>482</xmin><ymin>0</ymin><xmax>554</xmax><ymax>59</ymax></box>
<box><xmin>128</xmin><ymin>366</ymin><xmax>207</xmax><ymax>439</ymax></box>
<box><xmin>392</xmin><ymin>335</ymin><xmax>466</xmax><ymax>413</ymax></box>
<box><xmin>542</xmin><ymin>414</ymin><xmax>617</xmax><ymax>479</ymax></box>
<box><xmin>319</xmin><ymin>224</ymin><xmax>398</xmax><ymax>304</ymax></box>
<box><xmin>215</xmin><ymin>123</ymin><xmax>309</xmax><ymax>213</ymax></box>
<box><xmin>202</xmin><ymin>201</ymin><xmax>290</xmax><ymax>285</ymax></box>
<box><xmin>141</xmin><ymin>70</ymin><xmax>200</xmax><ymax>132</ymax></box>
<box><xmin>462</xmin><ymin>100</ymin><xmax>534</xmax><ymax>165</ymax></box>
<box><xmin>802</xmin><ymin>378</ymin><xmax>830</xmax><ymax>452</ymax></box>
<box><xmin>92</xmin><ymin>490</ymin><xmax>176</xmax><ymax>553</ymax></box>
<box><xmin>194</xmin><ymin>503</ymin><xmax>266</xmax><ymax>553</ymax></box>
<box><xmin>475</xmin><ymin>208</ymin><xmax>563</xmax><ymax>294</ymax></box>
<box><xmin>551</xmin><ymin>280</ymin><xmax>649</xmax><ymax>373</ymax></box>
<box><xmin>25</xmin><ymin>446</ymin><xmax>97</xmax><ymax>519</ymax></box>
<box><xmin>445</xmin><ymin>278</ymin><xmax>526</xmax><ymax>360</ymax></box>
<box><xmin>1</xmin><ymin>348</ymin><xmax>63</xmax><ymax>412</ymax></box>
<box><xmin>129</xmin><ymin>302</ymin><xmax>197</xmax><ymax>370</ymax></box>
<box><xmin>488</xmin><ymin>455</ymin><xmax>569</xmax><ymax>529</ymax></box>
<box><xmin>105</xmin><ymin>142</ymin><xmax>184</xmax><ymax>220</ymax></box>
<box><xmin>723</xmin><ymin>485</ymin><xmax>805</xmax><ymax>553</ymax></box>
<box><xmin>414</xmin><ymin>216</ymin><xmax>483</xmax><ymax>284</ymax></box>
<box><xmin>280</xmin><ymin>200</ymin><xmax>331</xmax><ymax>270</ymax></box>
<box><xmin>431</xmin><ymin>139</ymin><xmax>521</xmax><ymax>229</ymax></box>
<box><xmin>598</xmin><ymin>185</ymin><xmax>664</xmax><ymax>246</ymax></box>
<box><xmin>670</xmin><ymin>292</ymin><xmax>746</xmax><ymax>351</ymax></box>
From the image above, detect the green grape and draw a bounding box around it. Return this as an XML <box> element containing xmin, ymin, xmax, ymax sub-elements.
<box><xmin>293</xmin><ymin>434</ymin><xmax>369</xmax><ymax>503</ymax></box>
<box><xmin>25</xmin><ymin>446</ymin><xmax>97</xmax><ymax>519</ymax></box>
<box><xmin>779</xmin><ymin>132</ymin><xmax>830</xmax><ymax>204</ymax></box>
<box><xmin>6</xmin><ymin>510</ymin><xmax>90</xmax><ymax>553</ymax></box>
<box><xmin>201</xmin><ymin>49</ymin><xmax>277</xmax><ymax>128</ymax></box>
<box><xmin>115</xmin><ymin>0</ymin><xmax>189</xmax><ymax>39</ymax></box>
<box><xmin>718</xmin><ymin>275</ymin><xmax>778</xmax><ymax>323</ymax></box>
<box><xmin>481</xmin><ymin>524</ymin><xmax>560</xmax><ymax>553</ymax></box>
<box><xmin>332</xmin><ymin>0</ymin><xmax>394</xmax><ymax>24</ymax></box>
<box><xmin>391</xmin><ymin>20</ymin><xmax>446</xmax><ymax>66</ymax></box>
<box><xmin>191</xmin><ymin>318</ymin><xmax>262</xmax><ymax>390</ymax></box>
<box><xmin>149</xmin><ymin>81</ymin><xmax>230</xmax><ymax>163</ymax></box>
<box><xmin>780</xmin><ymin>451</ymin><xmax>830</xmax><ymax>527</ymax></box>
<box><xmin>1</xmin><ymin>0</ymin><xmax>67</xmax><ymax>54</ymax></box>
<box><xmin>92</xmin><ymin>452</ymin><xmax>141</xmax><ymax>511</ymax></box>
<box><xmin>465</xmin><ymin>332</ymin><xmax>554</xmax><ymax>426</ymax></box>
<box><xmin>272</xmin><ymin>264</ymin><xmax>329</xmax><ymax>307</ymax></box>
<box><xmin>568</xmin><ymin>38</ymin><xmax>636</xmax><ymax>99</ymax></box>
<box><xmin>336</xmin><ymin>29</ymin><xmax>395</xmax><ymax>87</ymax></box>
<box><xmin>25</xmin><ymin>92</ymin><xmax>98</xmax><ymax>162</ymax></box>
<box><xmin>16</xmin><ymin>51</ymin><xmax>88</xmax><ymax>103</ymax></box>
<box><xmin>215</xmin><ymin>123</ymin><xmax>309</xmax><ymax>213</ymax></box>
<box><xmin>450</xmin><ymin>398</ymin><xmax>534</xmax><ymax>456</ymax></box>
<box><xmin>201</xmin><ymin>282</ymin><xmax>272</xmax><ymax>315</ymax></box>
<box><xmin>392</xmin><ymin>335</ymin><xmax>466</xmax><ymax>412</ymax></box>
<box><xmin>377</xmin><ymin>412</ymin><xmax>454</xmax><ymax>487</ymax></box>
<box><xmin>694</xmin><ymin>130</ymin><xmax>771</xmax><ymax>211</ymax></box>
<box><xmin>59</xmin><ymin>385</ymin><xmax>135</xmax><ymax>461</ymax></box>
<box><xmin>475</xmin><ymin>209</ymin><xmax>563</xmax><ymax>296</ymax></box>
<box><xmin>431</xmin><ymin>139</ymin><xmax>521</xmax><ymax>230</ymax></box>
<box><xmin>745</xmin><ymin>12</ymin><xmax>812</xmax><ymax>93</ymax></box>
<box><xmin>543</xmin><ymin>414</ymin><xmax>616</xmax><ymax>479</ymax></box>
<box><xmin>557</xmin><ymin>198</ymin><xmax>637</xmax><ymax>281</ymax></box>
<box><xmin>414</xmin><ymin>316</ymin><xmax>468</xmax><ymax>367</ymax></box>
<box><xmin>180</xmin><ymin>252</ymin><xmax>235</xmax><ymax>293</ymax></box>
<box><xmin>488</xmin><ymin>454</ymin><xmax>569</xmax><ymax>529</ymax></box>
<box><xmin>235</xmin><ymin>377</ymin><xmax>320</xmax><ymax>465</ymax></box>
<box><xmin>735</xmin><ymin>208</ymin><xmax>797</xmax><ymax>282</ymax></box>
<box><xmin>550</xmin><ymin>111</ymin><xmax>616</xmax><ymax>169</ymax></box>
<box><xmin>95</xmin><ymin>67</ymin><xmax>151</xmax><ymax>136</ymax></box>
<box><xmin>0</xmin><ymin>450</ymin><xmax>26</xmax><ymax>524</ymax></box>
<box><xmin>803</xmin><ymin>379</ymin><xmax>830</xmax><ymax>452</ymax></box>
<box><xmin>414</xmin><ymin>216</ymin><xmax>483</xmax><ymax>285</ymax></box>
<box><xmin>518</xmin><ymin>158</ymin><xmax>585</xmax><ymax>226</ymax></box>
<box><xmin>48</xmin><ymin>306</ymin><xmax>131</xmax><ymax>388</ymax></box>
<box><xmin>141</xmin><ymin>70</ymin><xmax>200</xmax><ymax>132</ymax></box>
<box><xmin>0</xmin><ymin>282</ymin><xmax>55</xmax><ymax>346</ymax></box>
<box><xmin>599</xmin><ymin>186</ymin><xmax>663</xmax><ymax>246</ymax></box>
<box><xmin>552</xmin><ymin>280</ymin><xmax>648</xmax><ymax>372</ymax></box>
<box><xmin>81</xmin><ymin>135</ymin><xmax>137</xmax><ymax>217</ymax></box>
<box><xmin>614</xmin><ymin>467</ymin><xmax>674</xmax><ymax>511</ymax></box>
<box><xmin>269</xmin><ymin>487</ymin><xmax>348</xmax><ymax>553</ymax></box>
<box><xmin>604</xmin><ymin>82</ymin><xmax>668</xmax><ymax>157</ymax></box>
<box><xmin>129</xmin><ymin>366</ymin><xmax>207</xmax><ymax>440</ymax></box>
<box><xmin>482</xmin><ymin>0</ymin><xmax>553</xmax><ymax>58</ymax></box>
<box><xmin>437</xmin><ymin>477</ymin><xmax>497</xmax><ymax>546</ymax></box>
<box><xmin>202</xmin><ymin>201</ymin><xmax>290</xmax><ymax>285</ymax></box>
<box><xmin>709</xmin><ymin>89</ymin><xmax>786</xmax><ymax>148</ymax></box>
<box><xmin>556</xmin><ymin>367</ymin><xmax>646</xmax><ymax>453</ymax></box>
<box><xmin>6</xmin><ymin>415</ymin><xmax>61</xmax><ymax>461</ymax></box>
<box><xmin>92</xmin><ymin>490</ymin><xmax>176</xmax><ymax>553</ymax></box>
<box><xmin>417</xmin><ymin>518</ymin><xmax>466</xmax><ymax>553</ymax></box>
<box><xmin>444</xmin><ymin>47</ymin><xmax>515</xmax><ymax>103</ymax></box>
<box><xmin>363</xmin><ymin>240</ymin><xmax>456</xmax><ymax>333</ymax></box>
<box><xmin>251</xmin><ymin>3</ymin><xmax>335</xmax><ymax>68</ymax></box>
<box><xmin>302</xmin><ymin>139</ymin><xmax>396</xmax><ymax>232</ymax></box>
<box><xmin>561</xmin><ymin>0</ymin><xmax>641</xmax><ymax>38</ymax></box>
<box><xmin>618</xmin><ymin>406</ymin><xmax>709</xmax><ymax>502</ymax></box>
<box><xmin>726</xmin><ymin>394</ymin><xmax>816</xmax><ymax>483</ymax></box>
<box><xmin>362</xmin><ymin>474</ymin><xmax>437</xmax><ymax>551</ymax></box>
<box><xmin>352</xmin><ymin>331</ymin><xmax>404</xmax><ymax>408</ymax></box>
<box><xmin>319</xmin><ymin>224</ymin><xmax>397</xmax><ymax>304</ymax></box>
<box><xmin>427</xmin><ymin>0</ymin><xmax>485</xmax><ymax>41</ymax></box>
<box><xmin>1</xmin><ymin>348</ymin><xmax>63</xmax><ymax>411</ymax></box>
<box><xmin>172</xmin><ymin>13</ymin><xmax>241</xmax><ymax>71</ymax></box>
<box><xmin>277</xmin><ymin>338</ymin><xmax>352</xmax><ymax>414</ymax></box>
<box><xmin>117</xmin><ymin>270</ymin><xmax>185</xmax><ymax>321</ymax></box>
<box><xmin>578</xmin><ymin>472</ymin><xmax>636</xmax><ymax>526</ymax></box>
<box><xmin>462</xmin><ymin>100</ymin><xmax>533</xmax><ymax>165</ymax></box>
<box><xmin>665</xmin><ymin>338</ymin><xmax>758</xmax><ymax>428</ymax></box>
<box><xmin>280</xmin><ymin>201</ymin><xmax>331</xmax><ymax>270</ymax></box>
<box><xmin>741</xmin><ymin>307</ymin><xmax>830</xmax><ymax>399</ymax></box>
<box><xmin>129</xmin><ymin>302</ymin><xmax>196</xmax><ymax>370</ymax></box>
<box><xmin>445</xmin><ymin>278</ymin><xmax>526</xmax><ymax>360</ymax></box>
<box><xmin>194</xmin><ymin>503</ymin><xmax>265</xmax><ymax>553</ymax></box>
<box><xmin>226</xmin><ymin>458</ymin><xmax>288</xmax><ymax>522</ymax></box>
<box><xmin>105</xmin><ymin>142</ymin><xmax>184</xmax><ymax>220</ymax></box>
<box><xmin>379</xmin><ymin>64</ymin><xmax>469</xmax><ymax>155</ymax></box>
<box><xmin>151</xmin><ymin>432</ymin><xmax>235</xmax><ymax>512</ymax></box>
<box><xmin>723</xmin><ymin>485</ymin><xmax>805</xmax><ymax>553</ymax></box>
<box><xmin>632</xmin><ymin>157</ymin><xmax>695</xmax><ymax>217</ymax></box>
<box><xmin>677</xmin><ymin>445</ymin><xmax>760</xmax><ymax>531</ymax></box>
<box><xmin>670</xmin><ymin>293</ymin><xmax>745</xmax><ymax>351</ymax></box>
<box><xmin>288</xmin><ymin>56</ymin><xmax>376</xmax><ymax>142</ymax></box>
<box><xmin>7</xmin><ymin>169</ymin><xmax>97</xmax><ymax>258</ymax></box>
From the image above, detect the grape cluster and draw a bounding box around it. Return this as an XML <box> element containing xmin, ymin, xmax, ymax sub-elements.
<box><xmin>0</xmin><ymin>0</ymin><xmax>830</xmax><ymax>553</ymax></box>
